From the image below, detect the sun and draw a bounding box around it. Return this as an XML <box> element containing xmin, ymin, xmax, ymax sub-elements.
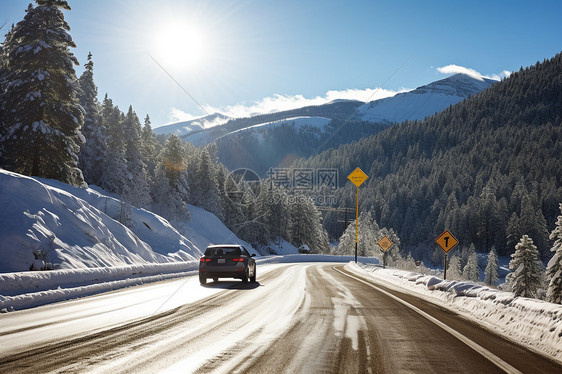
<box><xmin>153</xmin><ymin>22</ymin><xmax>208</xmax><ymax>71</ymax></box>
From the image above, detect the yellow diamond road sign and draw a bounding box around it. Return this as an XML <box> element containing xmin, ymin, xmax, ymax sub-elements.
<box><xmin>435</xmin><ymin>230</ymin><xmax>458</xmax><ymax>253</ymax></box>
<box><xmin>378</xmin><ymin>236</ymin><xmax>393</xmax><ymax>252</ymax></box>
<box><xmin>347</xmin><ymin>168</ymin><xmax>368</xmax><ymax>187</ymax></box>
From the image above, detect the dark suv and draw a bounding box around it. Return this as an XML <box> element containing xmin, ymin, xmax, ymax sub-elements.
<box><xmin>199</xmin><ymin>245</ymin><xmax>256</xmax><ymax>284</ymax></box>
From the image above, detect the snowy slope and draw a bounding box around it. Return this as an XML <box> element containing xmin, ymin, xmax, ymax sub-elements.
<box><xmin>0</xmin><ymin>170</ymin><xmax>251</xmax><ymax>273</ymax></box>
<box><xmin>217</xmin><ymin>116</ymin><xmax>332</xmax><ymax>141</ymax></box>
<box><xmin>153</xmin><ymin>113</ymin><xmax>230</xmax><ymax>137</ymax></box>
<box><xmin>181</xmin><ymin>116</ymin><xmax>331</xmax><ymax>147</ymax></box>
<box><xmin>357</xmin><ymin>73</ymin><xmax>496</xmax><ymax>123</ymax></box>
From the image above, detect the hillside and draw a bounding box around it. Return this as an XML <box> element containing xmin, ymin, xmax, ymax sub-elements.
<box><xmin>0</xmin><ymin>170</ymin><xmax>256</xmax><ymax>273</ymax></box>
<box><xmin>293</xmin><ymin>53</ymin><xmax>562</xmax><ymax>261</ymax></box>
<box><xmin>356</xmin><ymin>73</ymin><xmax>496</xmax><ymax>123</ymax></box>
<box><xmin>180</xmin><ymin>100</ymin><xmax>363</xmax><ymax>146</ymax></box>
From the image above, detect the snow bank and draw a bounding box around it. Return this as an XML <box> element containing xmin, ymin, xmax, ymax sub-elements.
<box><xmin>0</xmin><ymin>262</ymin><xmax>199</xmax><ymax>311</ymax></box>
<box><xmin>0</xmin><ymin>170</ymin><xmax>252</xmax><ymax>273</ymax></box>
<box><xmin>348</xmin><ymin>262</ymin><xmax>562</xmax><ymax>363</ymax></box>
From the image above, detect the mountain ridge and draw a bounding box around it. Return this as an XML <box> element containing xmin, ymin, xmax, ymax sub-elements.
<box><xmin>154</xmin><ymin>73</ymin><xmax>496</xmax><ymax>142</ymax></box>
<box><xmin>355</xmin><ymin>73</ymin><xmax>496</xmax><ymax>124</ymax></box>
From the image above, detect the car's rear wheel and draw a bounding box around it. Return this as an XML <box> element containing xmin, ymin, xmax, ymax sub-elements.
<box><xmin>199</xmin><ymin>274</ymin><xmax>207</xmax><ymax>285</ymax></box>
<box><xmin>250</xmin><ymin>267</ymin><xmax>256</xmax><ymax>283</ymax></box>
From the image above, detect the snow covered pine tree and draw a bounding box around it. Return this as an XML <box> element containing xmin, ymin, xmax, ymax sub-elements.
<box><xmin>77</xmin><ymin>52</ymin><xmax>106</xmax><ymax>186</ymax></box>
<box><xmin>1</xmin><ymin>0</ymin><xmax>85</xmax><ymax>186</ymax></box>
<box><xmin>546</xmin><ymin>204</ymin><xmax>562</xmax><ymax>304</ymax></box>
<box><xmin>506</xmin><ymin>235</ymin><xmax>544</xmax><ymax>298</ymax></box>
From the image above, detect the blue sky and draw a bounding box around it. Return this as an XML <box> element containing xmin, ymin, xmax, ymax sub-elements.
<box><xmin>2</xmin><ymin>0</ymin><xmax>561</xmax><ymax>127</ymax></box>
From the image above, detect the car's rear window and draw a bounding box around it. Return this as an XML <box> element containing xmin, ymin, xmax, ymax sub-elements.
<box><xmin>205</xmin><ymin>247</ymin><xmax>242</xmax><ymax>256</ymax></box>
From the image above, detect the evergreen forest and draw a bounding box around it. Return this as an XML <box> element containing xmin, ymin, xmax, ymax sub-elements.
<box><xmin>293</xmin><ymin>53</ymin><xmax>562</xmax><ymax>264</ymax></box>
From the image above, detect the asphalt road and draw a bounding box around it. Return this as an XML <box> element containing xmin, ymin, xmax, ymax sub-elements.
<box><xmin>0</xmin><ymin>263</ymin><xmax>560</xmax><ymax>373</ymax></box>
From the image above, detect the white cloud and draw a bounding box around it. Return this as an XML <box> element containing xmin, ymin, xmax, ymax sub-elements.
<box><xmin>437</xmin><ymin>64</ymin><xmax>511</xmax><ymax>82</ymax></box>
<box><xmin>167</xmin><ymin>108</ymin><xmax>228</xmax><ymax>128</ymax></box>
<box><xmin>169</xmin><ymin>108</ymin><xmax>196</xmax><ymax>123</ymax></box>
<box><xmin>172</xmin><ymin>87</ymin><xmax>410</xmax><ymax>122</ymax></box>
<box><xmin>437</xmin><ymin>64</ymin><xmax>485</xmax><ymax>81</ymax></box>
<box><xmin>487</xmin><ymin>70</ymin><xmax>512</xmax><ymax>81</ymax></box>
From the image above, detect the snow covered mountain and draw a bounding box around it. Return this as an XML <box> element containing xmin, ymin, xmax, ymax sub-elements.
<box><xmin>356</xmin><ymin>73</ymin><xmax>496</xmax><ymax>123</ymax></box>
<box><xmin>152</xmin><ymin>74</ymin><xmax>496</xmax><ymax>175</ymax></box>
<box><xmin>159</xmin><ymin>100</ymin><xmax>363</xmax><ymax>145</ymax></box>
<box><xmin>153</xmin><ymin>113</ymin><xmax>230</xmax><ymax>137</ymax></box>
<box><xmin>154</xmin><ymin>73</ymin><xmax>496</xmax><ymax>142</ymax></box>
<box><xmin>0</xmin><ymin>170</ymin><xmax>254</xmax><ymax>272</ymax></box>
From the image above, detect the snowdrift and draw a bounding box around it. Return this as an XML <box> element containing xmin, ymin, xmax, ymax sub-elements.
<box><xmin>348</xmin><ymin>262</ymin><xmax>562</xmax><ymax>363</ymax></box>
<box><xmin>0</xmin><ymin>170</ymin><xmax>250</xmax><ymax>273</ymax></box>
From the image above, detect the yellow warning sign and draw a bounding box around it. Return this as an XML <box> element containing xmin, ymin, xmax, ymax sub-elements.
<box><xmin>435</xmin><ymin>230</ymin><xmax>459</xmax><ymax>253</ymax></box>
<box><xmin>378</xmin><ymin>236</ymin><xmax>393</xmax><ymax>252</ymax></box>
<box><xmin>347</xmin><ymin>168</ymin><xmax>368</xmax><ymax>187</ymax></box>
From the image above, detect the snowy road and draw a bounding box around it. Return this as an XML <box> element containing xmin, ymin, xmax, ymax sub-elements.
<box><xmin>1</xmin><ymin>263</ymin><xmax>560</xmax><ymax>373</ymax></box>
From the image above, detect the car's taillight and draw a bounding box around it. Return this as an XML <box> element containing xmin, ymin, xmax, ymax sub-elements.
<box><xmin>232</xmin><ymin>258</ymin><xmax>244</xmax><ymax>262</ymax></box>
<box><xmin>200</xmin><ymin>257</ymin><xmax>210</xmax><ymax>262</ymax></box>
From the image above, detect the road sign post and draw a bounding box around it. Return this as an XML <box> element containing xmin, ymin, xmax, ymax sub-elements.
<box><xmin>347</xmin><ymin>168</ymin><xmax>368</xmax><ymax>263</ymax></box>
<box><xmin>378</xmin><ymin>235</ymin><xmax>393</xmax><ymax>269</ymax></box>
<box><xmin>435</xmin><ymin>230</ymin><xmax>459</xmax><ymax>280</ymax></box>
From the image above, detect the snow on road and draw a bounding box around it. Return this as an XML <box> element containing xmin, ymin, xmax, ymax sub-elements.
<box><xmin>0</xmin><ymin>263</ymin><xmax>282</xmax><ymax>356</ymax></box>
<box><xmin>1</xmin><ymin>257</ymin><xmax>561</xmax><ymax>371</ymax></box>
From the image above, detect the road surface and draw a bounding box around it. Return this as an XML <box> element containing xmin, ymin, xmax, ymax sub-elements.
<box><xmin>0</xmin><ymin>263</ymin><xmax>560</xmax><ymax>373</ymax></box>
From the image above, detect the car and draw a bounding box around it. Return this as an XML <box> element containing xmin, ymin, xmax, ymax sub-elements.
<box><xmin>199</xmin><ymin>244</ymin><xmax>257</xmax><ymax>285</ymax></box>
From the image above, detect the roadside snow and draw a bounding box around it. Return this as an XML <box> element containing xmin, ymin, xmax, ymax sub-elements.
<box><xmin>0</xmin><ymin>255</ymin><xmax>377</xmax><ymax>312</ymax></box>
<box><xmin>0</xmin><ymin>170</ymin><xmax>251</xmax><ymax>273</ymax></box>
<box><xmin>347</xmin><ymin>262</ymin><xmax>562</xmax><ymax>364</ymax></box>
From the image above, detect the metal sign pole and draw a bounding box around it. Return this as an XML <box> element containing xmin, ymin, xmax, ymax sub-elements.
<box><xmin>355</xmin><ymin>186</ymin><xmax>359</xmax><ymax>263</ymax></box>
<box><xmin>444</xmin><ymin>253</ymin><xmax>448</xmax><ymax>280</ymax></box>
<box><xmin>347</xmin><ymin>167</ymin><xmax>368</xmax><ymax>264</ymax></box>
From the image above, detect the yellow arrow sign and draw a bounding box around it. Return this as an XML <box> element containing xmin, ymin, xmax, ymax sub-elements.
<box><xmin>347</xmin><ymin>167</ymin><xmax>368</xmax><ymax>187</ymax></box>
<box><xmin>378</xmin><ymin>236</ymin><xmax>393</xmax><ymax>251</ymax></box>
<box><xmin>435</xmin><ymin>230</ymin><xmax>458</xmax><ymax>253</ymax></box>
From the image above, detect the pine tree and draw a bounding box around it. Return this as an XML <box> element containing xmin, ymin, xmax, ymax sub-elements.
<box><xmin>336</xmin><ymin>211</ymin><xmax>380</xmax><ymax>258</ymax></box>
<box><xmin>152</xmin><ymin>134</ymin><xmax>190</xmax><ymax>223</ymax></box>
<box><xmin>217</xmin><ymin>165</ymin><xmax>245</xmax><ymax>230</ymax></box>
<box><xmin>255</xmin><ymin>184</ymin><xmax>289</xmax><ymax>245</ymax></box>
<box><xmin>546</xmin><ymin>204</ymin><xmax>562</xmax><ymax>304</ymax></box>
<box><xmin>77</xmin><ymin>52</ymin><xmax>105</xmax><ymax>185</ymax></box>
<box><xmin>2</xmin><ymin>1</ymin><xmax>85</xmax><ymax>186</ymax></box>
<box><xmin>506</xmin><ymin>235</ymin><xmax>544</xmax><ymax>298</ymax></box>
<box><xmin>519</xmin><ymin>194</ymin><xmax>550</xmax><ymax>259</ymax></box>
<box><xmin>140</xmin><ymin>115</ymin><xmax>160</xmax><ymax>188</ymax></box>
<box><xmin>0</xmin><ymin>25</ymin><xmax>13</xmax><ymax>151</ymax></box>
<box><xmin>506</xmin><ymin>212</ymin><xmax>521</xmax><ymax>253</ymax></box>
<box><xmin>122</xmin><ymin>106</ymin><xmax>151</xmax><ymax>208</ymax></box>
<box><xmin>288</xmin><ymin>193</ymin><xmax>328</xmax><ymax>252</ymax></box>
<box><xmin>99</xmin><ymin>95</ymin><xmax>128</xmax><ymax>194</ymax></box>
<box><xmin>484</xmin><ymin>246</ymin><xmax>499</xmax><ymax>286</ymax></box>
<box><xmin>463</xmin><ymin>245</ymin><xmax>480</xmax><ymax>282</ymax></box>
<box><xmin>447</xmin><ymin>254</ymin><xmax>464</xmax><ymax>280</ymax></box>
<box><xmin>190</xmin><ymin>148</ymin><xmax>223</xmax><ymax>218</ymax></box>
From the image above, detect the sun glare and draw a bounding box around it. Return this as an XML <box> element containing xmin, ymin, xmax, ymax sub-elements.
<box><xmin>153</xmin><ymin>22</ymin><xmax>208</xmax><ymax>71</ymax></box>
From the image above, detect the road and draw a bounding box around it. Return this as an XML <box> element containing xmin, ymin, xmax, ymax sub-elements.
<box><xmin>0</xmin><ymin>262</ymin><xmax>560</xmax><ymax>373</ymax></box>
